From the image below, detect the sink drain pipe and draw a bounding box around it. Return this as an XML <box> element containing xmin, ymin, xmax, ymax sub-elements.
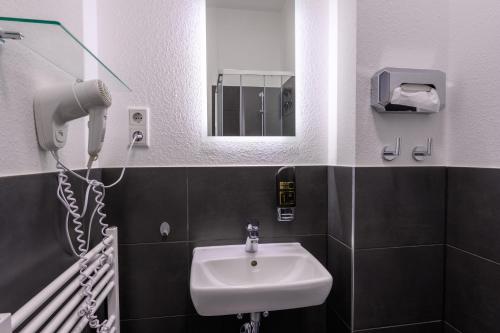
<box><xmin>239</xmin><ymin>312</ymin><xmax>268</xmax><ymax>333</ymax></box>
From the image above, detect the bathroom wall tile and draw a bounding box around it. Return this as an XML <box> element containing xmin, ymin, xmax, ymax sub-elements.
<box><xmin>327</xmin><ymin>310</ymin><xmax>351</xmax><ymax>333</ymax></box>
<box><xmin>0</xmin><ymin>172</ymin><xmax>76</xmax><ymax>312</ymax></box>
<box><xmin>188</xmin><ymin>308</ymin><xmax>327</xmax><ymax>333</ymax></box>
<box><xmin>121</xmin><ymin>315</ymin><xmax>187</xmax><ymax>333</ymax></box>
<box><xmin>445</xmin><ymin>246</ymin><xmax>500</xmax><ymax>333</ymax></box>
<box><xmin>119</xmin><ymin>242</ymin><xmax>190</xmax><ymax>319</ymax></box>
<box><xmin>294</xmin><ymin>166</ymin><xmax>328</xmax><ymax>234</ymax></box>
<box><xmin>353</xmin><ymin>245</ymin><xmax>444</xmax><ymax>330</ymax></box>
<box><xmin>260</xmin><ymin>234</ymin><xmax>327</xmax><ymax>265</ymax></box>
<box><xmin>355</xmin><ymin>167</ymin><xmax>446</xmax><ymax>249</ymax></box>
<box><xmin>327</xmin><ymin>236</ymin><xmax>352</xmax><ymax>326</ymax></box>
<box><xmin>187</xmin><ymin>314</ymin><xmax>242</xmax><ymax>333</ymax></box>
<box><xmin>263</xmin><ymin>305</ymin><xmax>326</xmax><ymax>333</ymax></box>
<box><xmin>353</xmin><ymin>321</ymin><xmax>443</xmax><ymax>333</ymax></box>
<box><xmin>188</xmin><ymin>166</ymin><xmax>327</xmax><ymax>242</ymax></box>
<box><xmin>447</xmin><ymin>167</ymin><xmax>500</xmax><ymax>263</ymax></box>
<box><xmin>328</xmin><ymin>166</ymin><xmax>353</xmax><ymax>246</ymax></box>
<box><xmin>103</xmin><ymin>168</ymin><xmax>188</xmax><ymax>244</ymax></box>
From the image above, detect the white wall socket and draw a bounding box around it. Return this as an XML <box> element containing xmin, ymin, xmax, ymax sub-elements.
<box><xmin>128</xmin><ymin>107</ymin><xmax>150</xmax><ymax>147</ymax></box>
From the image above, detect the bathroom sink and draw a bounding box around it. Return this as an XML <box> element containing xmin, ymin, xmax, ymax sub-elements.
<box><xmin>190</xmin><ymin>243</ymin><xmax>333</xmax><ymax>316</ymax></box>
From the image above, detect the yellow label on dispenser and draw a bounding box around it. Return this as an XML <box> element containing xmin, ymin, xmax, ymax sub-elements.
<box><xmin>279</xmin><ymin>181</ymin><xmax>295</xmax><ymax>190</ymax></box>
<box><xmin>279</xmin><ymin>181</ymin><xmax>296</xmax><ymax>206</ymax></box>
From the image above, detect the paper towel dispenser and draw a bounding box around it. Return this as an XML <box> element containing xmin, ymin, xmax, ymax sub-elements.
<box><xmin>371</xmin><ymin>67</ymin><xmax>446</xmax><ymax>114</ymax></box>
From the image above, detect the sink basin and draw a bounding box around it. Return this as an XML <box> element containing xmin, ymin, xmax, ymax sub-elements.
<box><xmin>190</xmin><ymin>243</ymin><xmax>332</xmax><ymax>316</ymax></box>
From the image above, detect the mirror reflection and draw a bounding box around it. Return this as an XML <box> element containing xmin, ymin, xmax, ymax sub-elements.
<box><xmin>206</xmin><ymin>0</ymin><xmax>295</xmax><ymax>136</ymax></box>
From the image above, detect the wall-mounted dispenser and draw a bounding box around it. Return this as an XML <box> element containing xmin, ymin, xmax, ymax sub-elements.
<box><xmin>371</xmin><ymin>67</ymin><xmax>446</xmax><ymax>113</ymax></box>
<box><xmin>276</xmin><ymin>166</ymin><xmax>296</xmax><ymax>222</ymax></box>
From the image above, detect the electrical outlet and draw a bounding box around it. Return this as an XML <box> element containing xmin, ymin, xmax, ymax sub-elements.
<box><xmin>129</xmin><ymin>127</ymin><xmax>149</xmax><ymax>147</ymax></box>
<box><xmin>129</xmin><ymin>107</ymin><xmax>149</xmax><ymax>126</ymax></box>
<box><xmin>128</xmin><ymin>107</ymin><xmax>150</xmax><ymax>147</ymax></box>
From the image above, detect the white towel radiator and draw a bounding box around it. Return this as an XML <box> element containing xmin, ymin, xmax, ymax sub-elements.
<box><xmin>0</xmin><ymin>227</ymin><xmax>120</xmax><ymax>333</ymax></box>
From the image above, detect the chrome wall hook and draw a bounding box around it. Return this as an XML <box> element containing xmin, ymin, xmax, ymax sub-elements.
<box><xmin>160</xmin><ymin>221</ymin><xmax>171</xmax><ymax>237</ymax></box>
<box><xmin>412</xmin><ymin>138</ymin><xmax>432</xmax><ymax>161</ymax></box>
<box><xmin>382</xmin><ymin>137</ymin><xmax>401</xmax><ymax>161</ymax></box>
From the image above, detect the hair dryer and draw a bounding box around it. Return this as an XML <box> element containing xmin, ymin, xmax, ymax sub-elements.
<box><xmin>34</xmin><ymin>79</ymin><xmax>112</xmax><ymax>159</ymax></box>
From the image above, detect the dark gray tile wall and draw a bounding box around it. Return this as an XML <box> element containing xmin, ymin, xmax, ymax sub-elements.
<box><xmin>327</xmin><ymin>166</ymin><xmax>353</xmax><ymax>332</ymax></box>
<box><xmin>447</xmin><ymin>168</ymin><xmax>500</xmax><ymax>263</ymax></box>
<box><xmin>353</xmin><ymin>246</ymin><xmax>444</xmax><ymax>330</ymax></box>
<box><xmin>352</xmin><ymin>167</ymin><xmax>446</xmax><ymax>332</ymax></box>
<box><xmin>0</xmin><ymin>170</ymin><xmax>99</xmax><ymax>314</ymax></box>
<box><xmin>354</xmin><ymin>167</ymin><xmax>446</xmax><ymax>249</ymax></box>
<box><xmin>3</xmin><ymin>165</ymin><xmax>500</xmax><ymax>333</ymax></box>
<box><xmin>187</xmin><ymin>166</ymin><xmax>327</xmax><ymax>241</ymax></box>
<box><xmin>327</xmin><ymin>236</ymin><xmax>352</xmax><ymax>327</ymax></box>
<box><xmin>103</xmin><ymin>166</ymin><xmax>329</xmax><ymax>333</ymax></box>
<box><xmin>104</xmin><ymin>168</ymin><xmax>188</xmax><ymax>244</ymax></box>
<box><xmin>328</xmin><ymin>166</ymin><xmax>353</xmax><ymax>246</ymax></box>
<box><xmin>446</xmin><ymin>167</ymin><xmax>500</xmax><ymax>333</ymax></box>
<box><xmin>445</xmin><ymin>247</ymin><xmax>500</xmax><ymax>333</ymax></box>
<box><xmin>327</xmin><ymin>167</ymin><xmax>447</xmax><ymax>332</ymax></box>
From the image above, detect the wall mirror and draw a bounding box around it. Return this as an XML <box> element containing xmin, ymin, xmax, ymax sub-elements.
<box><xmin>206</xmin><ymin>0</ymin><xmax>295</xmax><ymax>136</ymax></box>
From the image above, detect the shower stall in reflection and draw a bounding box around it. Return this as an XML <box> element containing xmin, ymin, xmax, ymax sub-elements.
<box><xmin>210</xmin><ymin>70</ymin><xmax>295</xmax><ymax>136</ymax></box>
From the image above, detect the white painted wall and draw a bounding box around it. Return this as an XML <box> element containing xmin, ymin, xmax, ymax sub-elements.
<box><xmin>355</xmin><ymin>0</ymin><xmax>449</xmax><ymax>166</ymax></box>
<box><xmin>97</xmin><ymin>0</ymin><xmax>330</xmax><ymax>167</ymax></box>
<box><xmin>0</xmin><ymin>1</ymin><xmax>87</xmax><ymax>176</ymax></box>
<box><xmin>7</xmin><ymin>0</ymin><xmax>499</xmax><ymax>171</ymax></box>
<box><xmin>355</xmin><ymin>0</ymin><xmax>500</xmax><ymax>167</ymax></box>
<box><xmin>332</xmin><ymin>0</ymin><xmax>357</xmax><ymax>166</ymax></box>
<box><xmin>447</xmin><ymin>0</ymin><xmax>500</xmax><ymax>168</ymax></box>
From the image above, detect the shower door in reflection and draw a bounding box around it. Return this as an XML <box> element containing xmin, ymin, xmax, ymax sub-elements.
<box><xmin>212</xmin><ymin>71</ymin><xmax>295</xmax><ymax>137</ymax></box>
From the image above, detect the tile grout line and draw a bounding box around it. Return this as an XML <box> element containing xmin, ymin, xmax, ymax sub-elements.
<box><xmin>350</xmin><ymin>167</ymin><xmax>355</xmax><ymax>332</ymax></box>
<box><xmin>121</xmin><ymin>314</ymin><xmax>191</xmax><ymax>322</ymax></box>
<box><xmin>447</xmin><ymin>244</ymin><xmax>500</xmax><ymax>267</ymax></box>
<box><xmin>444</xmin><ymin>320</ymin><xmax>464</xmax><ymax>333</ymax></box>
<box><xmin>331</xmin><ymin>307</ymin><xmax>352</xmax><ymax>331</ymax></box>
<box><xmin>442</xmin><ymin>167</ymin><xmax>449</xmax><ymax>324</ymax></box>
<box><xmin>328</xmin><ymin>234</ymin><xmax>352</xmax><ymax>250</ymax></box>
<box><xmin>355</xmin><ymin>243</ymin><xmax>445</xmax><ymax>251</ymax></box>
<box><xmin>186</xmin><ymin>168</ymin><xmax>191</xmax><ymax>294</ymax></box>
<box><xmin>352</xmin><ymin>319</ymin><xmax>442</xmax><ymax>332</ymax></box>
<box><xmin>186</xmin><ymin>167</ymin><xmax>190</xmax><ymax>243</ymax></box>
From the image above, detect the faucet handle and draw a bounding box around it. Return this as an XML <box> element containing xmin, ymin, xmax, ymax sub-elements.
<box><xmin>246</xmin><ymin>220</ymin><xmax>260</xmax><ymax>236</ymax></box>
<box><xmin>247</xmin><ymin>223</ymin><xmax>259</xmax><ymax>232</ymax></box>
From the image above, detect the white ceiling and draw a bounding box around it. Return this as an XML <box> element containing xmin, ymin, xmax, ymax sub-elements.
<box><xmin>207</xmin><ymin>0</ymin><xmax>289</xmax><ymax>12</ymax></box>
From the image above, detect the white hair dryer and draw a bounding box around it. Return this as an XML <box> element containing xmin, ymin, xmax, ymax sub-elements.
<box><xmin>34</xmin><ymin>79</ymin><xmax>112</xmax><ymax>159</ymax></box>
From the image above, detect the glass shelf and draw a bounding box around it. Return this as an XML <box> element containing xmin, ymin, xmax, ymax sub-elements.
<box><xmin>0</xmin><ymin>17</ymin><xmax>131</xmax><ymax>92</ymax></box>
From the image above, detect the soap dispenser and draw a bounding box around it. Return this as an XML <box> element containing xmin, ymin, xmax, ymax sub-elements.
<box><xmin>276</xmin><ymin>166</ymin><xmax>296</xmax><ymax>222</ymax></box>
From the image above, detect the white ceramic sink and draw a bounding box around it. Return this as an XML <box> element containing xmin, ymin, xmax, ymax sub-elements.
<box><xmin>190</xmin><ymin>243</ymin><xmax>332</xmax><ymax>316</ymax></box>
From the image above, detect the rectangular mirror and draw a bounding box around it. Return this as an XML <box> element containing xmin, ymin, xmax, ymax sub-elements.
<box><xmin>206</xmin><ymin>0</ymin><xmax>295</xmax><ymax>136</ymax></box>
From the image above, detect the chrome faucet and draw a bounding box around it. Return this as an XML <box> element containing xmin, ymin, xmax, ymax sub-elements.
<box><xmin>245</xmin><ymin>223</ymin><xmax>259</xmax><ymax>253</ymax></box>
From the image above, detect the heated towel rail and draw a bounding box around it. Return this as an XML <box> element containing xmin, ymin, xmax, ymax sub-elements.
<box><xmin>0</xmin><ymin>227</ymin><xmax>120</xmax><ymax>333</ymax></box>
